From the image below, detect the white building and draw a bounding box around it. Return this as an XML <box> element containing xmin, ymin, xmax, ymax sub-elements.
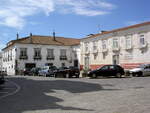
<box><xmin>2</xmin><ymin>34</ymin><xmax>80</xmax><ymax>75</ymax></box>
<box><xmin>0</xmin><ymin>52</ymin><xmax>2</xmax><ymax>71</ymax></box>
<box><xmin>80</xmin><ymin>21</ymin><xmax>150</xmax><ymax>70</ymax></box>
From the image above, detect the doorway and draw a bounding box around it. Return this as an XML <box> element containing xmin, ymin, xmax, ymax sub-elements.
<box><xmin>113</xmin><ymin>55</ymin><xmax>119</xmax><ymax>65</ymax></box>
<box><xmin>84</xmin><ymin>57</ymin><xmax>89</xmax><ymax>69</ymax></box>
<box><xmin>74</xmin><ymin>60</ymin><xmax>78</xmax><ymax>67</ymax></box>
<box><xmin>25</xmin><ymin>63</ymin><xmax>36</xmax><ymax>69</ymax></box>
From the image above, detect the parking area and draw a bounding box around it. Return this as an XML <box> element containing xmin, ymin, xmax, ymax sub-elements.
<box><xmin>0</xmin><ymin>76</ymin><xmax>150</xmax><ymax>113</ymax></box>
<box><xmin>0</xmin><ymin>78</ymin><xmax>20</xmax><ymax>99</ymax></box>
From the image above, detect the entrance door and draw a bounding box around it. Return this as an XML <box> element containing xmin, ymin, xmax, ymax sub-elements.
<box><xmin>84</xmin><ymin>57</ymin><xmax>89</xmax><ymax>69</ymax></box>
<box><xmin>113</xmin><ymin>55</ymin><xmax>119</xmax><ymax>65</ymax></box>
<box><xmin>25</xmin><ymin>63</ymin><xmax>36</xmax><ymax>69</ymax></box>
<box><xmin>74</xmin><ymin>60</ymin><xmax>78</xmax><ymax>67</ymax></box>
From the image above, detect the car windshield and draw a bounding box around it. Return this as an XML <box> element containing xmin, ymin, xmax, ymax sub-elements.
<box><xmin>69</xmin><ymin>66</ymin><xmax>78</xmax><ymax>69</ymax></box>
<box><xmin>49</xmin><ymin>66</ymin><xmax>57</xmax><ymax>70</ymax></box>
<box><xmin>59</xmin><ymin>67</ymin><xmax>68</xmax><ymax>70</ymax></box>
<box><xmin>100</xmin><ymin>66</ymin><xmax>109</xmax><ymax>70</ymax></box>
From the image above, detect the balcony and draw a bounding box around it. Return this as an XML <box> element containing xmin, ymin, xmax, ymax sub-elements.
<box><xmin>85</xmin><ymin>49</ymin><xmax>90</xmax><ymax>54</ymax></box>
<box><xmin>60</xmin><ymin>56</ymin><xmax>67</xmax><ymax>60</ymax></box>
<box><xmin>102</xmin><ymin>48</ymin><xmax>108</xmax><ymax>53</ymax></box>
<box><xmin>47</xmin><ymin>56</ymin><xmax>55</xmax><ymax>60</ymax></box>
<box><xmin>92</xmin><ymin>49</ymin><xmax>98</xmax><ymax>54</ymax></box>
<box><xmin>139</xmin><ymin>43</ymin><xmax>148</xmax><ymax>49</ymax></box>
<box><xmin>125</xmin><ymin>46</ymin><xmax>133</xmax><ymax>50</ymax></box>
<box><xmin>34</xmin><ymin>56</ymin><xmax>42</xmax><ymax>60</ymax></box>
<box><xmin>19</xmin><ymin>55</ymin><xmax>28</xmax><ymax>60</ymax></box>
<box><xmin>112</xmin><ymin>47</ymin><xmax>120</xmax><ymax>51</ymax></box>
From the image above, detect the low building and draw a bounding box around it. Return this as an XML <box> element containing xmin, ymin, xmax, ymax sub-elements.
<box><xmin>80</xmin><ymin>21</ymin><xmax>150</xmax><ymax>70</ymax></box>
<box><xmin>2</xmin><ymin>34</ymin><xmax>80</xmax><ymax>75</ymax></box>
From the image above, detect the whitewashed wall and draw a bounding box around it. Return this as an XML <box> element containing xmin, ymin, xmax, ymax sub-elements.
<box><xmin>2</xmin><ymin>43</ymin><xmax>80</xmax><ymax>75</ymax></box>
<box><xmin>80</xmin><ymin>24</ymin><xmax>150</xmax><ymax>69</ymax></box>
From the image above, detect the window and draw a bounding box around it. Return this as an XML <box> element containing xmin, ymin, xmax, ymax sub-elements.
<box><xmin>113</xmin><ymin>38</ymin><xmax>119</xmax><ymax>48</ymax></box>
<box><xmin>20</xmin><ymin>48</ymin><xmax>27</xmax><ymax>57</ymax></box>
<box><xmin>47</xmin><ymin>49</ymin><xmax>54</xmax><ymax>60</ymax></box>
<box><xmin>140</xmin><ymin>34</ymin><xmax>145</xmax><ymax>45</ymax></box>
<box><xmin>74</xmin><ymin>52</ymin><xmax>77</xmax><ymax>58</ymax></box>
<box><xmin>34</xmin><ymin>48</ymin><xmax>41</xmax><ymax>59</ymax></box>
<box><xmin>60</xmin><ymin>49</ymin><xmax>67</xmax><ymax>60</ymax></box>
<box><xmin>60</xmin><ymin>49</ymin><xmax>66</xmax><ymax>57</ymax></box>
<box><xmin>101</xmin><ymin>65</ymin><xmax>108</xmax><ymax>70</ymax></box>
<box><xmin>20</xmin><ymin>48</ymin><xmax>28</xmax><ymax>59</ymax></box>
<box><xmin>93</xmin><ymin>41</ymin><xmax>97</xmax><ymax>51</ymax></box>
<box><xmin>85</xmin><ymin>42</ymin><xmax>89</xmax><ymax>52</ymax></box>
<box><xmin>102</xmin><ymin>40</ymin><xmax>107</xmax><ymax>50</ymax></box>
<box><xmin>125</xmin><ymin>35</ymin><xmax>132</xmax><ymax>49</ymax></box>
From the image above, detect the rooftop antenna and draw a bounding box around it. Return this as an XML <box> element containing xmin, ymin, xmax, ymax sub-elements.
<box><xmin>97</xmin><ymin>24</ymin><xmax>101</xmax><ymax>33</ymax></box>
<box><xmin>16</xmin><ymin>33</ymin><xmax>19</xmax><ymax>40</ymax></box>
<box><xmin>52</xmin><ymin>29</ymin><xmax>56</xmax><ymax>41</ymax></box>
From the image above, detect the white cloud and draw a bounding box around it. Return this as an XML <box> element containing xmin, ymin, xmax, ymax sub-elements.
<box><xmin>0</xmin><ymin>0</ymin><xmax>116</xmax><ymax>29</ymax></box>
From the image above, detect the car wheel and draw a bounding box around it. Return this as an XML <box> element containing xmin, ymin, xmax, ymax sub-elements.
<box><xmin>76</xmin><ymin>75</ymin><xmax>79</xmax><ymax>78</ymax></box>
<box><xmin>138</xmin><ymin>72</ymin><xmax>143</xmax><ymax>77</ymax></box>
<box><xmin>92</xmin><ymin>73</ymin><xmax>97</xmax><ymax>78</ymax></box>
<box><xmin>116</xmin><ymin>73</ymin><xmax>122</xmax><ymax>78</ymax></box>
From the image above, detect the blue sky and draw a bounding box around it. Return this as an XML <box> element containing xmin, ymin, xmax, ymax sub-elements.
<box><xmin>0</xmin><ymin>0</ymin><xmax>150</xmax><ymax>50</ymax></box>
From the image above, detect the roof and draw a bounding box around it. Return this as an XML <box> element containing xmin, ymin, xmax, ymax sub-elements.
<box><xmin>3</xmin><ymin>35</ymin><xmax>80</xmax><ymax>50</ymax></box>
<box><xmin>82</xmin><ymin>21</ymin><xmax>150</xmax><ymax>40</ymax></box>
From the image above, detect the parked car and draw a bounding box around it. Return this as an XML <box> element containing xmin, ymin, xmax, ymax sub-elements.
<box><xmin>38</xmin><ymin>66</ymin><xmax>57</xmax><ymax>77</ymax></box>
<box><xmin>88</xmin><ymin>65</ymin><xmax>125</xmax><ymax>78</ymax></box>
<box><xmin>129</xmin><ymin>64</ymin><xmax>150</xmax><ymax>77</ymax></box>
<box><xmin>23</xmin><ymin>68</ymin><xmax>31</xmax><ymax>76</ymax></box>
<box><xmin>29</xmin><ymin>67</ymin><xmax>41</xmax><ymax>76</ymax></box>
<box><xmin>0</xmin><ymin>72</ymin><xmax>5</xmax><ymax>85</ymax></box>
<box><xmin>68</xmin><ymin>66</ymin><xmax>80</xmax><ymax>78</ymax></box>
<box><xmin>54</xmin><ymin>67</ymin><xmax>69</xmax><ymax>78</ymax></box>
<box><xmin>55</xmin><ymin>66</ymin><xmax>80</xmax><ymax>78</ymax></box>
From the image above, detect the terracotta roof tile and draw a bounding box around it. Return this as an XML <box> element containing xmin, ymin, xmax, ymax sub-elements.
<box><xmin>3</xmin><ymin>35</ymin><xmax>80</xmax><ymax>50</ymax></box>
<box><xmin>82</xmin><ymin>21</ymin><xmax>150</xmax><ymax>40</ymax></box>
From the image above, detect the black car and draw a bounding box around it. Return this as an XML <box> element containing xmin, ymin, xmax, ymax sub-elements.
<box><xmin>88</xmin><ymin>65</ymin><xmax>125</xmax><ymax>78</ymax></box>
<box><xmin>54</xmin><ymin>67</ymin><xmax>69</xmax><ymax>78</ymax></box>
<box><xmin>0</xmin><ymin>72</ymin><xmax>5</xmax><ymax>85</ymax></box>
<box><xmin>23</xmin><ymin>68</ymin><xmax>31</xmax><ymax>76</ymax></box>
<box><xmin>55</xmin><ymin>66</ymin><xmax>80</xmax><ymax>78</ymax></box>
<box><xmin>68</xmin><ymin>66</ymin><xmax>80</xmax><ymax>78</ymax></box>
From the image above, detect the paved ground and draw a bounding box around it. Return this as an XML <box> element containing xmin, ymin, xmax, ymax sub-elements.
<box><xmin>0</xmin><ymin>76</ymin><xmax>150</xmax><ymax>113</ymax></box>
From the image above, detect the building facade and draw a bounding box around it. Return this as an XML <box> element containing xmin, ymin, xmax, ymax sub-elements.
<box><xmin>2</xmin><ymin>34</ymin><xmax>80</xmax><ymax>75</ymax></box>
<box><xmin>0</xmin><ymin>52</ymin><xmax>2</xmax><ymax>72</ymax></box>
<box><xmin>80</xmin><ymin>22</ymin><xmax>150</xmax><ymax>70</ymax></box>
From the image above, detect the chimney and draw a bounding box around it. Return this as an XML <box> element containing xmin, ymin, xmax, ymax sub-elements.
<box><xmin>87</xmin><ymin>34</ymin><xmax>94</xmax><ymax>37</ymax></box>
<box><xmin>16</xmin><ymin>33</ymin><xmax>19</xmax><ymax>40</ymax></box>
<box><xmin>53</xmin><ymin>31</ymin><xmax>56</xmax><ymax>41</ymax></box>
<box><xmin>101</xmin><ymin>30</ymin><xmax>107</xmax><ymax>33</ymax></box>
<box><xmin>30</xmin><ymin>33</ymin><xmax>32</xmax><ymax>43</ymax></box>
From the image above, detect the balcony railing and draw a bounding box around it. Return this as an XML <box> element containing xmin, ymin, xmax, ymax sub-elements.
<box><xmin>19</xmin><ymin>55</ymin><xmax>28</xmax><ymax>60</ymax></box>
<box><xmin>112</xmin><ymin>46</ymin><xmax>120</xmax><ymax>51</ymax></box>
<box><xmin>125</xmin><ymin>46</ymin><xmax>133</xmax><ymax>50</ymax></box>
<box><xmin>139</xmin><ymin>43</ymin><xmax>148</xmax><ymax>49</ymax></box>
<box><xmin>85</xmin><ymin>49</ymin><xmax>90</xmax><ymax>54</ymax></box>
<box><xmin>47</xmin><ymin>56</ymin><xmax>55</xmax><ymax>60</ymax></box>
<box><xmin>60</xmin><ymin>56</ymin><xmax>67</xmax><ymax>60</ymax></box>
<box><xmin>102</xmin><ymin>48</ymin><xmax>108</xmax><ymax>53</ymax></box>
<box><xmin>34</xmin><ymin>56</ymin><xmax>42</xmax><ymax>60</ymax></box>
<box><xmin>92</xmin><ymin>49</ymin><xmax>98</xmax><ymax>54</ymax></box>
